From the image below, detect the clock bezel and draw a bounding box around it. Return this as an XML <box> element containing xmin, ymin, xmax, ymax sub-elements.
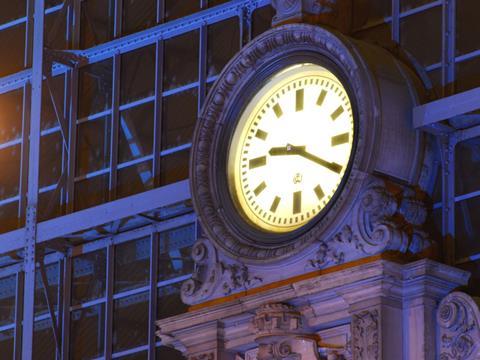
<box><xmin>217</xmin><ymin>53</ymin><xmax>358</xmax><ymax>245</ymax></box>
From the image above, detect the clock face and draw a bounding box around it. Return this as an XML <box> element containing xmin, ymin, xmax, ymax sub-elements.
<box><xmin>227</xmin><ymin>63</ymin><xmax>355</xmax><ymax>233</ymax></box>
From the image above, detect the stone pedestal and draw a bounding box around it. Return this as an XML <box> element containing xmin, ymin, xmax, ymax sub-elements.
<box><xmin>157</xmin><ymin>258</ymin><xmax>470</xmax><ymax>359</ymax></box>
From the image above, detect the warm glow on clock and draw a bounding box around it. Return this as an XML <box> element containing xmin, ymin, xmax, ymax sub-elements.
<box><xmin>227</xmin><ymin>63</ymin><xmax>354</xmax><ymax>233</ymax></box>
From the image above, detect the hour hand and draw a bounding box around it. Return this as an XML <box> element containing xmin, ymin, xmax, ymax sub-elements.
<box><xmin>268</xmin><ymin>144</ymin><xmax>305</xmax><ymax>156</ymax></box>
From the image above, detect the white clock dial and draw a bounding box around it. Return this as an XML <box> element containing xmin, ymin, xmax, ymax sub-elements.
<box><xmin>227</xmin><ymin>63</ymin><xmax>354</xmax><ymax>233</ymax></box>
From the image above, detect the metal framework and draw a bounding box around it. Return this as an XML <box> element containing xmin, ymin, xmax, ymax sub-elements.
<box><xmin>0</xmin><ymin>0</ymin><xmax>477</xmax><ymax>359</ymax></box>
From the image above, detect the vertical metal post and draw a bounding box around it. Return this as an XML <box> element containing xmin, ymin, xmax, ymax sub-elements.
<box><xmin>198</xmin><ymin>24</ymin><xmax>207</xmax><ymax>111</ymax></box>
<box><xmin>14</xmin><ymin>272</ymin><xmax>24</xmax><ymax>360</ymax></box>
<box><xmin>56</xmin><ymin>260</ymin><xmax>64</xmax><ymax>360</ymax></box>
<box><xmin>22</xmin><ymin>0</ymin><xmax>45</xmax><ymax>358</ymax></box>
<box><xmin>60</xmin><ymin>256</ymin><xmax>72</xmax><ymax>360</ymax></box>
<box><xmin>104</xmin><ymin>244</ymin><xmax>114</xmax><ymax>359</ymax></box>
<box><xmin>442</xmin><ymin>0</ymin><xmax>456</xmax><ymax>96</ymax></box>
<box><xmin>109</xmin><ymin>54</ymin><xmax>121</xmax><ymax>201</ymax></box>
<box><xmin>440</xmin><ymin>135</ymin><xmax>456</xmax><ymax>265</ymax></box>
<box><xmin>152</xmin><ymin>40</ymin><xmax>164</xmax><ymax>188</ymax></box>
<box><xmin>391</xmin><ymin>0</ymin><xmax>400</xmax><ymax>43</ymax></box>
<box><xmin>148</xmin><ymin>232</ymin><xmax>159</xmax><ymax>360</ymax></box>
<box><xmin>19</xmin><ymin>84</ymin><xmax>32</xmax><ymax>224</ymax></box>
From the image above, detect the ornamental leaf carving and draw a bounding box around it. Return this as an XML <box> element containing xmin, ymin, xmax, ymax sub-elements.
<box><xmin>351</xmin><ymin>309</ymin><xmax>380</xmax><ymax>360</ymax></box>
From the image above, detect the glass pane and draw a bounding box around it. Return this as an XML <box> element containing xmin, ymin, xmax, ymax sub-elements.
<box><xmin>119</xmin><ymin>102</ymin><xmax>154</xmax><ymax>163</ymax></box>
<box><xmin>456</xmin><ymin>0</ymin><xmax>480</xmax><ymax>55</ymax></box>
<box><xmin>156</xmin><ymin>346</ymin><xmax>185</xmax><ymax>360</ymax></box>
<box><xmin>114</xmin><ymin>236</ymin><xmax>150</xmax><ymax>293</ymax></box>
<box><xmin>400</xmin><ymin>7</ymin><xmax>442</xmax><ymax>66</ymax></box>
<box><xmin>33</xmin><ymin>318</ymin><xmax>56</xmax><ymax>360</ymax></box>
<box><xmin>252</xmin><ymin>5</ymin><xmax>274</xmax><ymax>39</ymax></box>
<box><xmin>122</xmin><ymin>0</ymin><xmax>156</xmax><ymax>36</ymax></box>
<box><xmin>34</xmin><ymin>262</ymin><xmax>59</xmax><ymax>316</ymax></box>
<box><xmin>0</xmin><ymin>275</ymin><xmax>16</xmax><ymax>327</ymax></box>
<box><xmin>157</xmin><ymin>282</ymin><xmax>187</xmax><ymax>320</ymax></box>
<box><xmin>164</xmin><ymin>31</ymin><xmax>199</xmax><ymax>90</ymax></box>
<box><xmin>207</xmin><ymin>17</ymin><xmax>240</xmax><ymax>77</ymax></box>
<box><xmin>78</xmin><ymin>59</ymin><xmax>113</xmax><ymax>118</ymax></box>
<box><xmin>457</xmin><ymin>258</ymin><xmax>480</xmax><ymax>296</ymax></box>
<box><xmin>0</xmin><ymin>330</ymin><xmax>14</xmax><ymax>359</ymax></box>
<box><xmin>40</xmin><ymin>131</ymin><xmax>63</xmax><ymax>188</ymax></box>
<box><xmin>208</xmin><ymin>0</ymin><xmax>229</xmax><ymax>7</ymax></box>
<box><xmin>0</xmin><ymin>201</ymin><xmax>20</xmax><ymax>234</ymax></box>
<box><xmin>38</xmin><ymin>189</ymin><xmax>63</xmax><ymax>222</ymax></box>
<box><xmin>76</xmin><ymin>116</ymin><xmax>111</xmax><ymax>176</ymax></box>
<box><xmin>74</xmin><ymin>174</ymin><xmax>109</xmax><ymax>211</ymax></box>
<box><xmin>401</xmin><ymin>0</ymin><xmax>436</xmax><ymax>12</ymax></box>
<box><xmin>162</xmin><ymin>88</ymin><xmax>197</xmax><ymax>150</ymax></box>
<box><xmin>0</xmin><ymin>1</ymin><xmax>26</xmax><ymax>25</ymax></box>
<box><xmin>164</xmin><ymin>0</ymin><xmax>199</xmax><ymax>22</ymax></box>
<box><xmin>0</xmin><ymin>24</ymin><xmax>25</xmax><ymax>78</ymax></box>
<box><xmin>158</xmin><ymin>224</ymin><xmax>195</xmax><ymax>282</ymax></box>
<box><xmin>120</xmin><ymin>45</ymin><xmax>156</xmax><ymax>105</ymax></box>
<box><xmin>45</xmin><ymin>8</ymin><xmax>67</xmax><ymax>49</ymax></box>
<box><xmin>0</xmin><ymin>144</ymin><xmax>21</xmax><ymax>201</ymax></box>
<box><xmin>117</xmin><ymin>161</ymin><xmax>153</xmax><ymax>199</ymax></box>
<box><xmin>118</xmin><ymin>351</ymin><xmax>148</xmax><ymax>360</ymax></box>
<box><xmin>456</xmin><ymin>56</ymin><xmax>480</xmax><ymax>93</ymax></box>
<box><xmin>70</xmin><ymin>304</ymin><xmax>105</xmax><ymax>360</ymax></box>
<box><xmin>0</xmin><ymin>88</ymin><xmax>23</xmax><ymax>144</ymax></box>
<box><xmin>113</xmin><ymin>292</ymin><xmax>149</xmax><ymax>353</ymax></box>
<box><xmin>80</xmin><ymin>0</ymin><xmax>114</xmax><ymax>49</ymax></box>
<box><xmin>354</xmin><ymin>22</ymin><xmax>392</xmax><ymax>46</ymax></box>
<box><xmin>42</xmin><ymin>75</ymin><xmax>65</xmax><ymax>131</ymax></box>
<box><xmin>455</xmin><ymin>197</ymin><xmax>480</xmax><ymax>259</ymax></box>
<box><xmin>72</xmin><ymin>249</ymin><xmax>107</xmax><ymax>305</ymax></box>
<box><xmin>352</xmin><ymin>0</ymin><xmax>391</xmax><ymax>29</ymax></box>
<box><xmin>160</xmin><ymin>149</ymin><xmax>189</xmax><ymax>186</ymax></box>
<box><xmin>456</xmin><ymin>137</ymin><xmax>480</xmax><ymax>196</ymax></box>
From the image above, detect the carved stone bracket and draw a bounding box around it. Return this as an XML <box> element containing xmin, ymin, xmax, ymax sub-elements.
<box><xmin>181</xmin><ymin>237</ymin><xmax>262</xmax><ymax>304</ymax></box>
<box><xmin>309</xmin><ymin>177</ymin><xmax>432</xmax><ymax>269</ymax></box>
<box><xmin>351</xmin><ymin>309</ymin><xmax>380</xmax><ymax>360</ymax></box>
<box><xmin>437</xmin><ymin>292</ymin><xmax>480</xmax><ymax>360</ymax></box>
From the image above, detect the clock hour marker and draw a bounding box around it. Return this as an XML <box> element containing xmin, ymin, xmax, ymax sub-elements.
<box><xmin>273</xmin><ymin>103</ymin><xmax>283</xmax><ymax>118</ymax></box>
<box><xmin>254</xmin><ymin>181</ymin><xmax>267</xmax><ymax>196</ymax></box>
<box><xmin>255</xmin><ymin>129</ymin><xmax>268</xmax><ymax>140</ymax></box>
<box><xmin>314</xmin><ymin>185</ymin><xmax>325</xmax><ymax>200</ymax></box>
<box><xmin>331</xmin><ymin>106</ymin><xmax>344</xmax><ymax>120</ymax></box>
<box><xmin>270</xmin><ymin>196</ymin><xmax>281</xmax><ymax>213</ymax></box>
<box><xmin>316</xmin><ymin>89</ymin><xmax>327</xmax><ymax>106</ymax></box>
<box><xmin>293</xmin><ymin>191</ymin><xmax>302</xmax><ymax>214</ymax></box>
<box><xmin>331</xmin><ymin>132</ymin><xmax>350</xmax><ymax>146</ymax></box>
<box><xmin>249</xmin><ymin>156</ymin><xmax>267</xmax><ymax>169</ymax></box>
<box><xmin>296</xmin><ymin>89</ymin><xmax>304</xmax><ymax>112</ymax></box>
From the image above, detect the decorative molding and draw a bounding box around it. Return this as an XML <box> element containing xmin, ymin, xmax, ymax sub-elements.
<box><xmin>254</xmin><ymin>303</ymin><xmax>303</xmax><ymax>336</ymax></box>
<box><xmin>351</xmin><ymin>309</ymin><xmax>380</xmax><ymax>360</ymax></box>
<box><xmin>437</xmin><ymin>292</ymin><xmax>480</xmax><ymax>360</ymax></box>
<box><xmin>189</xmin><ymin>353</ymin><xmax>215</xmax><ymax>360</ymax></box>
<box><xmin>309</xmin><ymin>178</ymin><xmax>431</xmax><ymax>269</ymax></box>
<box><xmin>257</xmin><ymin>340</ymin><xmax>301</xmax><ymax>360</ymax></box>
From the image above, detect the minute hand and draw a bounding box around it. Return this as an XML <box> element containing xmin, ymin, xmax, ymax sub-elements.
<box><xmin>295</xmin><ymin>147</ymin><xmax>343</xmax><ymax>174</ymax></box>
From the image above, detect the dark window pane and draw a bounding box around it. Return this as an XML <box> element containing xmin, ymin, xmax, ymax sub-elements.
<box><xmin>113</xmin><ymin>292</ymin><xmax>149</xmax><ymax>353</ymax></box>
<box><xmin>78</xmin><ymin>59</ymin><xmax>113</xmax><ymax>118</ymax></box>
<box><xmin>456</xmin><ymin>137</ymin><xmax>480</xmax><ymax>196</ymax></box>
<box><xmin>0</xmin><ymin>276</ymin><xmax>16</xmax><ymax>326</ymax></box>
<box><xmin>0</xmin><ymin>1</ymin><xmax>26</xmax><ymax>24</ymax></box>
<box><xmin>352</xmin><ymin>0</ymin><xmax>391</xmax><ymax>29</ymax></box>
<box><xmin>45</xmin><ymin>9</ymin><xmax>67</xmax><ymax>49</ymax></box>
<box><xmin>70</xmin><ymin>304</ymin><xmax>105</xmax><ymax>360</ymax></box>
<box><xmin>164</xmin><ymin>0</ymin><xmax>199</xmax><ymax>22</ymax></box>
<box><xmin>455</xmin><ymin>197</ymin><xmax>480</xmax><ymax>259</ymax></box>
<box><xmin>0</xmin><ymin>24</ymin><xmax>25</xmax><ymax>78</ymax></box>
<box><xmin>157</xmin><ymin>283</ymin><xmax>187</xmax><ymax>320</ymax></box>
<box><xmin>0</xmin><ymin>330</ymin><xmax>14</xmax><ymax>359</ymax></box>
<box><xmin>0</xmin><ymin>88</ymin><xmax>23</xmax><ymax>144</ymax></box>
<box><xmin>40</xmin><ymin>131</ymin><xmax>63</xmax><ymax>188</ymax></box>
<box><xmin>117</xmin><ymin>161</ymin><xmax>153</xmax><ymax>199</ymax></box>
<box><xmin>76</xmin><ymin>116</ymin><xmax>111</xmax><ymax>176</ymax></box>
<box><xmin>160</xmin><ymin>149</ymin><xmax>189</xmax><ymax>186</ymax></box>
<box><xmin>162</xmin><ymin>89</ymin><xmax>197</xmax><ymax>150</ymax></box>
<box><xmin>34</xmin><ymin>263</ymin><xmax>59</xmax><ymax>316</ymax></box>
<box><xmin>119</xmin><ymin>102</ymin><xmax>154</xmax><ymax>163</ymax></box>
<box><xmin>120</xmin><ymin>45</ymin><xmax>156</xmax><ymax>105</ymax></box>
<box><xmin>400</xmin><ymin>7</ymin><xmax>442</xmax><ymax>66</ymax></box>
<box><xmin>72</xmin><ymin>249</ymin><xmax>106</xmax><ymax>305</ymax></box>
<box><xmin>80</xmin><ymin>0</ymin><xmax>114</xmax><ymax>49</ymax></box>
<box><xmin>122</xmin><ymin>0</ymin><xmax>156</xmax><ymax>36</ymax></box>
<box><xmin>33</xmin><ymin>318</ymin><xmax>56</xmax><ymax>360</ymax></box>
<box><xmin>42</xmin><ymin>75</ymin><xmax>65</xmax><ymax>131</ymax></box>
<box><xmin>456</xmin><ymin>0</ymin><xmax>480</xmax><ymax>55</ymax></box>
<box><xmin>401</xmin><ymin>0</ymin><xmax>436</xmax><ymax>12</ymax></box>
<box><xmin>158</xmin><ymin>224</ymin><xmax>195</xmax><ymax>282</ymax></box>
<box><xmin>456</xmin><ymin>56</ymin><xmax>480</xmax><ymax>93</ymax></box>
<box><xmin>208</xmin><ymin>0</ymin><xmax>229</xmax><ymax>7</ymax></box>
<box><xmin>74</xmin><ymin>174</ymin><xmax>109</xmax><ymax>211</ymax></box>
<box><xmin>354</xmin><ymin>22</ymin><xmax>392</xmax><ymax>46</ymax></box>
<box><xmin>457</xmin><ymin>258</ymin><xmax>480</xmax><ymax>296</ymax></box>
<box><xmin>164</xmin><ymin>31</ymin><xmax>199</xmax><ymax>90</ymax></box>
<box><xmin>156</xmin><ymin>346</ymin><xmax>185</xmax><ymax>359</ymax></box>
<box><xmin>115</xmin><ymin>236</ymin><xmax>150</xmax><ymax>293</ymax></box>
<box><xmin>0</xmin><ymin>145</ymin><xmax>21</xmax><ymax>200</ymax></box>
<box><xmin>207</xmin><ymin>17</ymin><xmax>240</xmax><ymax>77</ymax></box>
<box><xmin>118</xmin><ymin>351</ymin><xmax>148</xmax><ymax>360</ymax></box>
<box><xmin>38</xmin><ymin>188</ymin><xmax>63</xmax><ymax>222</ymax></box>
<box><xmin>252</xmin><ymin>5</ymin><xmax>274</xmax><ymax>38</ymax></box>
<box><xmin>0</xmin><ymin>202</ymin><xmax>20</xmax><ymax>234</ymax></box>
